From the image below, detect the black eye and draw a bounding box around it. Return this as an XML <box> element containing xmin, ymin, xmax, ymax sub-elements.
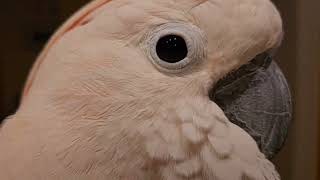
<box><xmin>147</xmin><ymin>23</ymin><xmax>206</xmax><ymax>71</ymax></box>
<box><xmin>156</xmin><ymin>35</ymin><xmax>188</xmax><ymax>63</ymax></box>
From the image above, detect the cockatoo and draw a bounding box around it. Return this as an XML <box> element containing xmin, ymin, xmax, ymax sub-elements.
<box><xmin>0</xmin><ymin>0</ymin><xmax>292</xmax><ymax>179</ymax></box>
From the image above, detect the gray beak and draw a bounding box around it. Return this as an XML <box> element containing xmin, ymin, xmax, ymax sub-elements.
<box><xmin>210</xmin><ymin>53</ymin><xmax>292</xmax><ymax>159</ymax></box>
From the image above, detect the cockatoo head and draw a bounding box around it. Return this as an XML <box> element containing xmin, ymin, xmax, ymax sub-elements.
<box><xmin>21</xmin><ymin>0</ymin><xmax>291</xmax><ymax>158</ymax></box>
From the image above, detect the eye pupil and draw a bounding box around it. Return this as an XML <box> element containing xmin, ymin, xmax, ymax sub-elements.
<box><xmin>156</xmin><ymin>35</ymin><xmax>188</xmax><ymax>63</ymax></box>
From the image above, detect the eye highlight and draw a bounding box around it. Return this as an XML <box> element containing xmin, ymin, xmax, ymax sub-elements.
<box><xmin>144</xmin><ymin>23</ymin><xmax>207</xmax><ymax>73</ymax></box>
<box><xmin>156</xmin><ymin>35</ymin><xmax>188</xmax><ymax>63</ymax></box>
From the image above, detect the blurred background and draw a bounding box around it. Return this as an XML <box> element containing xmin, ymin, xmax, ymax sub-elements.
<box><xmin>0</xmin><ymin>0</ymin><xmax>319</xmax><ymax>179</ymax></box>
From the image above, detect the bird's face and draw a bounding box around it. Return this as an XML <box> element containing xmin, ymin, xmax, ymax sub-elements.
<box><xmin>22</xmin><ymin>0</ymin><xmax>290</xmax><ymax>158</ymax></box>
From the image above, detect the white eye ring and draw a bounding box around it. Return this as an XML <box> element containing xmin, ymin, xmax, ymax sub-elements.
<box><xmin>144</xmin><ymin>22</ymin><xmax>207</xmax><ymax>73</ymax></box>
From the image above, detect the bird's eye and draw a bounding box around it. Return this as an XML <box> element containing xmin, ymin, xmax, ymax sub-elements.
<box><xmin>156</xmin><ymin>35</ymin><xmax>188</xmax><ymax>63</ymax></box>
<box><xmin>144</xmin><ymin>23</ymin><xmax>207</xmax><ymax>72</ymax></box>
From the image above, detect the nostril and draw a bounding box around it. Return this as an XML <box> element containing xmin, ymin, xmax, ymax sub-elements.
<box><xmin>252</xmin><ymin>51</ymin><xmax>272</xmax><ymax>69</ymax></box>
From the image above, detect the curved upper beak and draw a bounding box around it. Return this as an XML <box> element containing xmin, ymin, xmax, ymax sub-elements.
<box><xmin>210</xmin><ymin>54</ymin><xmax>292</xmax><ymax>159</ymax></box>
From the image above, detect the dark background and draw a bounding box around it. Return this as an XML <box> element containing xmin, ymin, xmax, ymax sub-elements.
<box><xmin>0</xmin><ymin>0</ymin><xmax>319</xmax><ymax>179</ymax></box>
